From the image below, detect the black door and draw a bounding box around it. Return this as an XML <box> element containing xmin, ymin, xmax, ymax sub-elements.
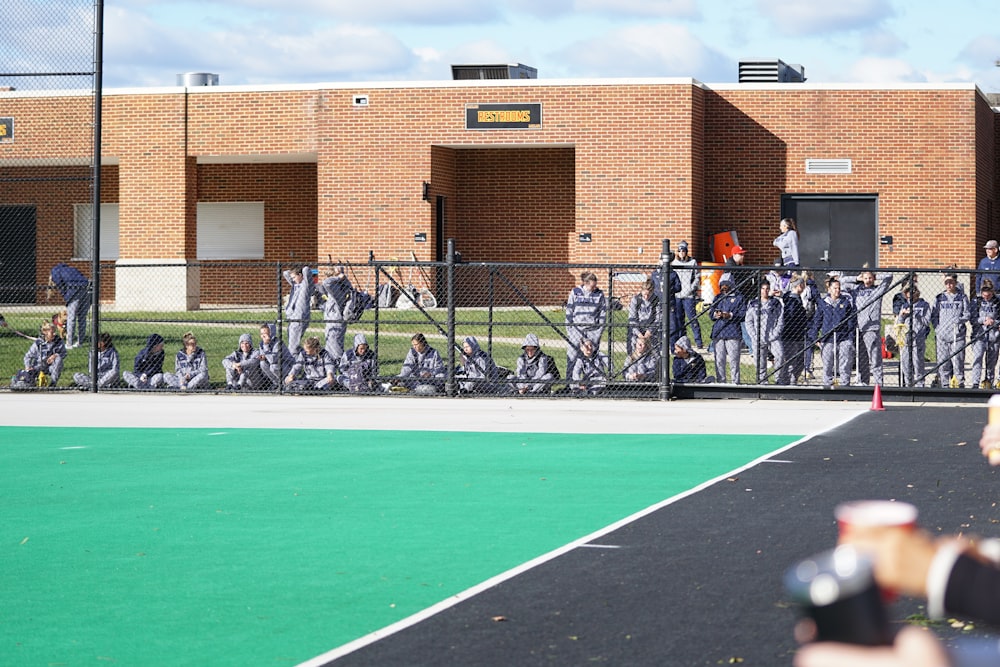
<box><xmin>0</xmin><ymin>205</ymin><xmax>37</xmax><ymax>303</ymax></box>
<box><xmin>781</xmin><ymin>196</ymin><xmax>878</xmax><ymax>271</ymax></box>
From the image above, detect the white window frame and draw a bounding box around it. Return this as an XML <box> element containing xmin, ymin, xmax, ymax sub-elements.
<box><xmin>73</xmin><ymin>203</ymin><xmax>120</xmax><ymax>260</ymax></box>
<box><xmin>197</xmin><ymin>202</ymin><xmax>265</xmax><ymax>260</ymax></box>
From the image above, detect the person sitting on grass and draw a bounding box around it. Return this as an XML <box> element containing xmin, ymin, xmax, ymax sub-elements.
<box><xmin>570</xmin><ymin>338</ymin><xmax>608</xmax><ymax>396</ymax></box>
<box><xmin>337</xmin><ymin>333</ymin><xmax>378</xmax><ymax>393</ymax></box>
<box><xmin>672</xmin><ymin>335</ymin><xmax>710</xmax><ymax>384</ymax></box>
<box><xmin>284</xmin><ymin>336</ymin><xmax>336</xmax><ymax>392</ymax></box>
<box><xmin>13</xmin><ymin>321</ymin><xmax>67</xmax><ymax>388</ymax></box>
<box><xmin>73</xmin><ymin>332</ymin><xmax>120</xmax><ymax>389</ymax></box>
<box><xmin>222</xmin><ymin>333</ymin><xmax>268</xmax><ymax>391</ymax></box>
<box><xmin>256</xmin><ymin>323</ymin><xmax>295</xmax><ymax>389</ymax></box>
<box><xmin>393</xmin><ymin>332</ymin><xmax>445</xmax><ymax>393</ymax></box>
<box><xmin>457</xmin><ymin>335</ymin><xmax>502</xmax><ymax>394</ymax></box>
<box><xmin>123</xmin><ymin>333</ymin><xmax>166</xmax><ymax>389</ymax></box>
<box><xmin>511</xmin><ymin>333</ymin><xmax>558</xmax><ymax>395</ymax></box>
<box><xmin>623</xmin><ymin>333</ymin><xmax>660</xmax><ymax>382</ymax></box>
<box><xmin>164</xmin><ymin>332</ymin><xmax>210</xmax><ymax>391</ymax></box>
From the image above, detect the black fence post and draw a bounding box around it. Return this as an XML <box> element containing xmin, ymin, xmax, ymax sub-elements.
<box><xmin>445</xmin><ymin>239</ymin><xmax>457</xmax><ymax>397</ymax></box>
<box><xmin>276</xmin><ymin>262</ymin><xmax>285</xmax><ymax>394</ymax></box>
<box><xmin>659</xmin><ymin>239</ymin><xmax>672</xmax><ymax>401</ymax></box>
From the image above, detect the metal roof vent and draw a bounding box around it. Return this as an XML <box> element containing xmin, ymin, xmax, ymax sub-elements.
<box><xmin>738</xmin><ymin>59</ymin><xmax>806</xmax><ymax>83</ymax></box>
<box><xmin>451</xmin><ymin>63</ymin><xmax>537</xmax><ymax>80</ymax></box>
<box><xmin>177</xmin><ymin>72</ymin><xmax>220</xmax><ymax>87</ymax></box>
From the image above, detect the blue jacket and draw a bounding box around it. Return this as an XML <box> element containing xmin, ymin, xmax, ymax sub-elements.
<box><xmin>672</xmin><ymin>354</ymin><xmax>708</xmax><ymax>383</ymax></box>
<box><xmin>709</xmin><ymin>286</ymin><xmax>746</xmax><ymax>340</ymax></box>
<box><xmin>780</xmin><ymin>291</ymin><xmax>813</xmax><ymax>341</ymax></box>
<box><xmin>50</xmin><ymin>263</ymin><xmax>90</xmax><ymax>303</ymax></box>
<box><xmin>977</xmin><ymin>256</ymin><xmax>1000</xmax><ymax>293</ymax></box>
<box><xmin>133</xmin><ymin>333</ymin><xmax>165</xmax><ymax>376</ymax></box>
<box><xmin>814</xmin><ymin>294</ymin><xmax>857</xmax><ymax>342</ymax></box>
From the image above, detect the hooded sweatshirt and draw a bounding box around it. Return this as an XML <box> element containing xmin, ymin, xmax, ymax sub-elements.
<box><xmin>459</xmin><ymin>336</ymin><xmax>501</xmax><ymax>393</ymax></box>
<box><xmin>133</xmin><ymin>333</ymin><xmax>165</xmax><ymax>377</ymax></box>
<box><xmin>338</xmin><ymin>333</ymin><xmax>378</xmax><ymax>392</ymax></box>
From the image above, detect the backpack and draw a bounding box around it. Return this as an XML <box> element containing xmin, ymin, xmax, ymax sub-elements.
<box><xmin>377</xmin><ymin>283</ymin><xmax>398</xmax><ymax>309</ymax></box>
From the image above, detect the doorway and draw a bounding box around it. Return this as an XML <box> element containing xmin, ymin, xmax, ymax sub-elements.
<box><xmin>781</xmin><ymin>195</ymin><xmax>878</xmax><ymax>270</ymax></box>
<box><xmin>0</xmin><ymin>205</ymin><xmax>37</xmax><ymax>303</ymax></box>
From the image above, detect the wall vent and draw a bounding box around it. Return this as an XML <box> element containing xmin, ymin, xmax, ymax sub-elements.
<box><xmin>451</xmin><ymin>63</ymin><xmax>537</xmax><ymax>80</ymax></box>
<box><xmin>805</xmin><ymin>158</ymin><xmax>852</xmax><ymax>174</ymax></box>
<box><xmin>738</xmin><ymin>59</ymin><xmax>806</xmax><ymax>83</ymax></box>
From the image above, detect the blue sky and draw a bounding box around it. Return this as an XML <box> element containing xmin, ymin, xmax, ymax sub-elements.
<box><xmin>85</xmin><ymin>0</ymin><xmax>1000</xmax><ymax>90</ymax></box>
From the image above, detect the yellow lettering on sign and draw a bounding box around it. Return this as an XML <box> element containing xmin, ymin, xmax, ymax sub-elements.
<box><xmin>477</xmin><ymin>110</ymin><xmax>532</xmax><ymax>124</ymax></box>
<box><xmin>0</xmin><ymin>125</ymin><xmax>6</xmax><ymax>137</ymax></box>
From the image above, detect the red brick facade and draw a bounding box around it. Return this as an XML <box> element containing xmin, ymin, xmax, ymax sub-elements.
<box><xmin>0</xmin><ymin>80</ymin><xmax>995</xmax><ymax>307</ymax></box>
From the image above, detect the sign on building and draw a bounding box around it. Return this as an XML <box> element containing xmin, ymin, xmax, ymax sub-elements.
<box><xmin>465</xmin><ymin>103</ymin><xmax>541</xmax><ymax>130</ymax></box>
<box><xmin>0</xmin><ymin>117</ymin><xmax>12</xmax><ymax>143</ymax></box>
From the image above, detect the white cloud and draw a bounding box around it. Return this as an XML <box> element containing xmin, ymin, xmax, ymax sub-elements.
<box><xmin>189</xmin><ymin>0</ymin><xmax>503</xmax><ymax>25</ymax></box>
<box><xmin>554</xmin><ymin>24</ymin><xmax>732</xmax><ymax>81</ymax></box>
<box><xmin>755</xmin><ymin>0</ymin><xmax>894</xmax><ymax>36</ymax></box>
<box><xmin>841</xmin><ymin>57</ymin><xmax>926</xmax><ymax>83</ymax></box>
<box><xmin>575</xmin><ymin>0</ymin><xmax>699</xmax><ymax>19</ymax></box>
<box><xmin>860</xmin><ymin>28</ymin><xmax>905</xmax><ymax>56</ymax></box>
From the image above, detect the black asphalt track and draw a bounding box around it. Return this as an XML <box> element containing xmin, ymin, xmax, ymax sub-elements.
<box><xmin>323</xmin><ymin>404</ymin><xmax>1000</xmax><ymax>666</ymax></box>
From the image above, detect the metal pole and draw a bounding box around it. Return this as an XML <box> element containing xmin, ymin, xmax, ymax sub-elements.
<box><xmin>659</xmin><ymin>239</ymin><xmax>672</xmax><ymax>400</ymax></box>
<box><xmin>89</xmin><ymin>0</ymin><xmax>104</xmax><ymax>393</ymax></box>
<box><xmin>445</xmin><ymin>239</ymin><xmax>456</xmax><ymax>397</ymax></box>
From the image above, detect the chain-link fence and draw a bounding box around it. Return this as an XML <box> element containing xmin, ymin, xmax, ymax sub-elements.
<box><xmin>4</xmin><ymin>245</ymin><xmax>1000</xmax><ymax>398</ymax></box>
<box><xmin>0</xmin><ymin>0</ymin><xmax>101</xmax><ymax>384</ymax></box>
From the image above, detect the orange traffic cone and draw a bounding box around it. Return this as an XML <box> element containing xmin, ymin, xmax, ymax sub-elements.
<box><xmin>870</xmin><ymin>384</ymin><xmax>885</xmax><ymax>411</ymax></box>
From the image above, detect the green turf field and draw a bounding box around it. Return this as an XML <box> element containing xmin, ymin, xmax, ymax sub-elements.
<box><xmin>1</xmin><ymin>427</ymin><xmax>799</xmax><ymax>666</ymax></box>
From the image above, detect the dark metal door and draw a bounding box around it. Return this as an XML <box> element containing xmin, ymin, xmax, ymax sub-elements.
<box><xmin>781</xmin><ymin>196</ymin><xmax>877</xmax><ymax>270</ymax></box>
<box><xmin>0</xmin><ymin>205</ymin><xmax>37</xmax><ymax>303</ymax></box>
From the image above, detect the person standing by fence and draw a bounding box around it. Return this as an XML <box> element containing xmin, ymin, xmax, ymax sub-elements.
<box><xmin>931</xmin><ymin>273</ymin><xmax>970</xmax><ymax>388</ymax></box>
<box><xmin>283</xmin><ymin>265</ymin><xmax>313</xmax><ymax>353</ymax></box>
<box><xmin>815</xmin><ymin>277</ymin><xmax>857</xmax><ymax>388</ymax></box>
<box><xmin>565</xmin><ymin>272</ymin><xmax>607</xmax><ymax>373</ymax></box>
<box><xmin>672</xmin><ymin>242</ymin><xmax>704</xmax><ymax>349</ymax></box>
<box><xmin>48</xmin><ymin>263</ymin><xmax>91</xmax><ymax>349</ymax></box>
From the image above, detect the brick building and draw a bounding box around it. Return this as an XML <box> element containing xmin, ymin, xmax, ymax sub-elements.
<box><xmin>0</xmin><ymin>76</ymin><xmax>996</xmax><ymax>308</ymax></box>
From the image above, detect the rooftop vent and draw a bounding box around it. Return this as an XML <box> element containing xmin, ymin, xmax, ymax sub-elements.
<box><xmin>177</xmin><ymin>72</ymin><xmax>219</xmax><ymax>87</ymax></box>
<box><xmin>738</xmin><ymin>59</ymin><xmax>806</xmax><ymax>83</ymax></box>
<box><xmin>451</xmin><ymin>63</ymin><xmax>537</xmax><ymax>80</ymax></box>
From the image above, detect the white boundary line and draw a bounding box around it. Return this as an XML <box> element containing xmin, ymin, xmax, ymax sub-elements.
<box><xmin>295</xmin><ymin>408</ymin><xmax>864</xmax><ymax>666</ymax></box>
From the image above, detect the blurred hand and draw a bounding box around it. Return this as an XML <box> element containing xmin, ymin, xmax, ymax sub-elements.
<box><xmin>795</xmin><ymin>626</ymin><xmax>950</xmax><ymax>667</ymax></box>
<box><xmin>837</xmin><ymin>526</ymin><xmax>938</xmax><ymax>597</ymax></box>
<box><xmin>980</xmin><ymin>424</ymin><xmax>1000</xmax><ymax>464</ymax></box>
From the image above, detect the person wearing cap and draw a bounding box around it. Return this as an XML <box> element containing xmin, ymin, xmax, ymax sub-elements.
<box><xmin>222</xmin><ymin>332</ymin><xmax>266</xmax><ymax>391</ymax></box>
<box><xmin>895</xmin><ymin>284</ymin><xmax>932</xmax><ymax>387</ymax></box>
<box><xmin>709</xmin><ymin>277</ymin><xmax>746</xmax><ymax>384</ymax></box>
<box><xmin>338</xmin><ymin>333</ymin><xmax>378</xmax><ymax>393</ymax></box>
<box><xmin>843</xmin><ymin>268</ymin><xmax>893</xmax><ymax>387</ymax></box>
<box><xmin>512</xmin><ymin>333</ymin><xmax>558</xmax><ymax>395</ymax></box>
<box><xmin>931</xmin><ymin>273</ymin><xmax>970</xmax><ymax>388</ymax></box>
<box><xmin>673</xmin><ymin>241</ymin><xmax>704</xmax><ymax>349</ymax></box>
<box><xmin>815</xmin><ymin>276</ymin><xmax>857</xmax><ymax>388</ymax></box>
<box><xmin>671</xmin><ymin>335</ymin><xmax>708</xmax><ymax>383</ymax></box>
<box><xmin>772</xmin><ymin>217</ymin><xmax>799</xmax><ymax>267</ymax></box>
<box><xmin>316</xmin><ymin>264</ymin><xmax>354</xmax><ymax>365</ymax></box>
<box><xmin>977</xmin><ymin>240</ymin><xmax>1000</xmax><ymax>294</ymax></box>
<box><xmin>776</xmin><ymin>273</ymin><xmax>813</xmax><ymax>385</ymax></box>
<box><xmin>565</xmin><ymin>271</ymin><xmax>607</xmax><ymax>374</ymax></box>
<box><xmin>722</xmin><ymin>244</ymin><xmax>757</xmax><ymax>352</ymax></box>
<box><xmin>969</xmin><ymin>279</ymin><xmax>1000</xmax><ymax>389</ymax></box>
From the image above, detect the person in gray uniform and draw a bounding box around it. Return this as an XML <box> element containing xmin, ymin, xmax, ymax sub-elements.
<box><xmin>337</xmin><ymin>333</ymin><xmax>378</xmax><ymax>393</ymax></box>
<box><xmin>745</xmin><ymin>279</ymin><xmax>784</xmax><ymax>384</ymax></box>
<box><xmin>931</xmin><ymin>273</ymin><xmax>970</xmax><ymax>388</ymax></box>
<box><xmin>73</xmin><ymin>332</ymin><xmax>120</xmax><ymax>389</ymax></box>
<box><xmin>256</xmin><ymin>323</ymin><xmax>294</xmax><ymax>389</ymax></box>
<box><xmin>570</xmin><ymin>338</ymin><xmax>608</xmax><ymax>395</ymax></box>
<box><xmin>164</xmin><ymin>332</ymin><xmax>210</xmax><ymax>390</ymax></box>
<box><xmin>623</xmin><ymin>334</ymin><xmax>660</xmax><ymax>382</ymax></box>
<box><xmin>395</xmin><ymin>332</ymin><xmax>445</xmax><ymax>392</ymax></box>
<box><xmin>565</xmin><ymin>271</ymin><xmax>607</xmax><ymax>374</ymax></box>
<box><xmin>15</xmin><ymin>321</ymin><xmax>67</xmax><ymax>387</ymax></box>
<box><xmin>896</xmin><ymin>285</ymin><xmax>932</xmax><ymax>387</ymax></box>
<box><xmin>457</xmin><ymin>335</ymin><xmax>502</xmax><ymax>394</ymax></box>
<box><xmin>315</xmin><ymin>265</ymin><xmax>353</xmax><ymax>364</ymax></box>
<box><xmin>284</xmin><ymin>336</ymin><xmax>336</xmax><ymax>391</ymax></box>
<box><xmin>843</xmin><ymin>269</ymin><xmax>893</xmax><ymax>387</ymax></box>
<box><xmin>222</xmin><ymin>333</ymin><xmax>267</xmax><ymax>391</ymax></box>
<box><xmin>283</xmin><ymin>265</ymin><xmax>313</xmax><ymax>353</ymax></box>
<box><xmin>511</xmin><ymin>333</ymin><xmax>557</xmax><ymax>395</ymax></box>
